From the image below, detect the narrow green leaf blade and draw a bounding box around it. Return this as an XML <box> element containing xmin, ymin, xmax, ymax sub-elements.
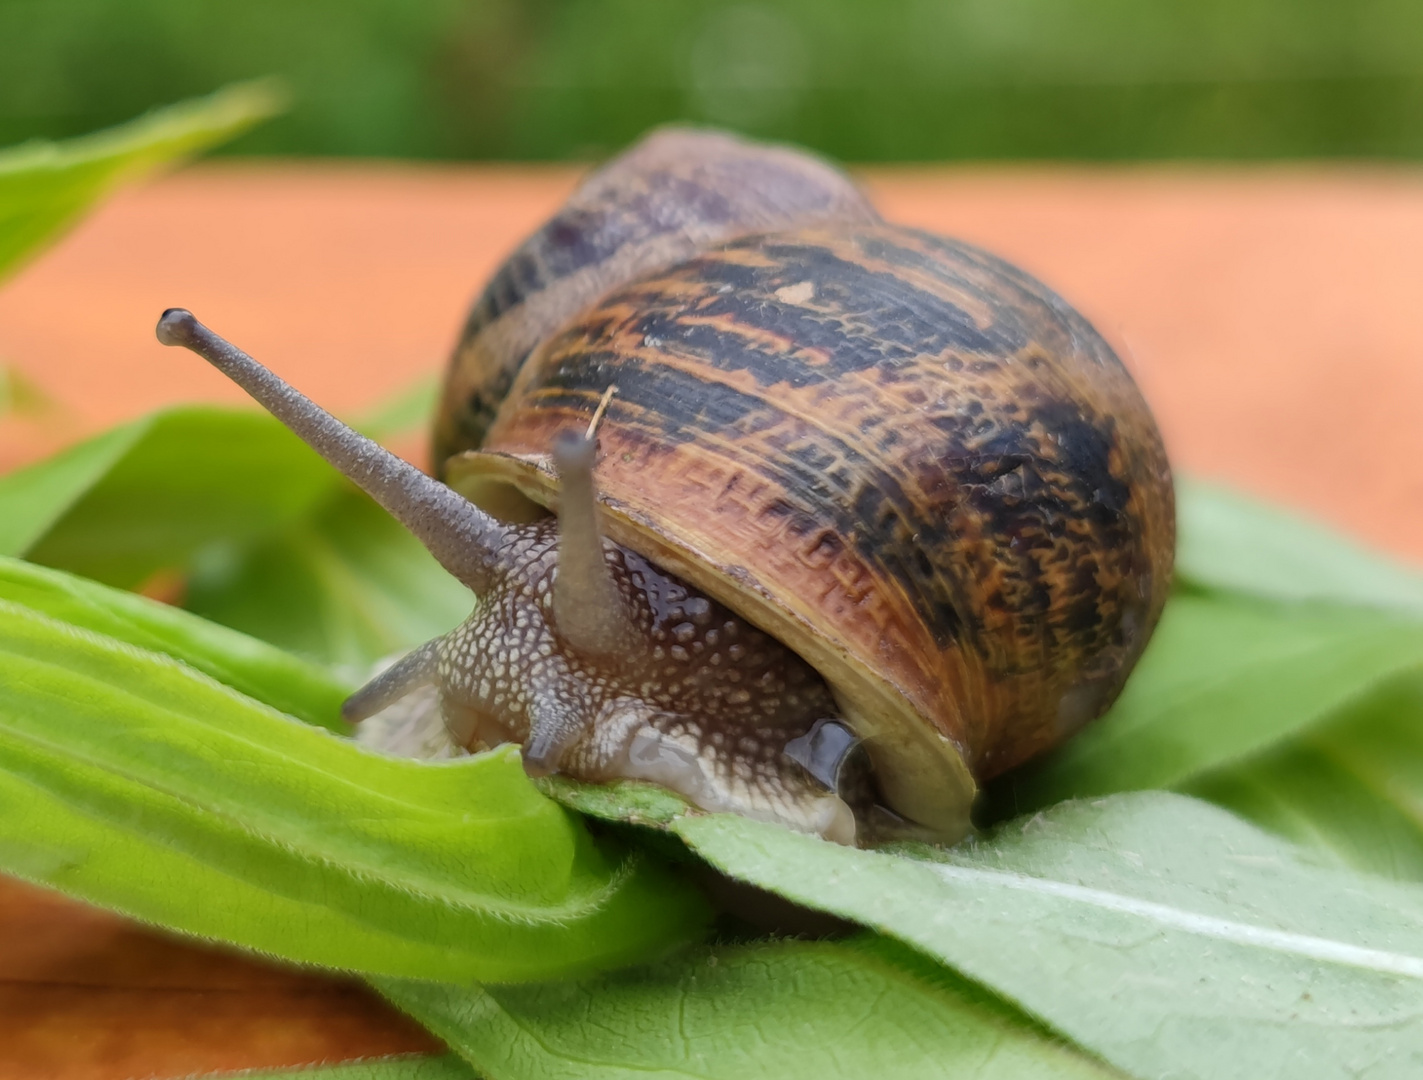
<box><xmin>0</xmin><ymin>80</ymin><xmax>282</xmax><ymax>280</ymax></box>
<box><xmin>674</xmin><ymin>793</ymin><xmax>1423</xmax><ymax>1080</ymax></box>
<box><xmin>1188</xmin><ymin>672</ymin><xmax>1423</xmax><ymax>881</ymax></box>
<box><xmin>0</xmin><ymin>554</ymin><xmax>350</xmax><ymax>730</ymax></box>
<box><xmin>380</xmin><ymin>936</ymin><xmax>1115</xmax><ymax>1080</ymax></box>
<box><xmin>186</xmin><ymin>487</ymin><xmax>472</xmax><ymax>673</ymax></box>
<box><xmin>2</xmin><ymin>408</ymin><xmax>337</xmax><ymax>588</ymax></box>
<box><xmin>536</xmin><ymin>774</ymin><xmax>692</xmax><ymax>829</ymax></box>
<box><xmin>989</xmin><ymin>592</ymin><xmax>1423</xmax><ymax>813</ymax></box>
<box><xmin>1176</xmin><ymin>479</ymin><xmax>1423</xmax><ymax>614</ymax></box>
<box><xmin>0</xmin><ymin>420</ymin><xmax>145</xmax><ymax>558</ymax></box>
<box><xmin>0</xmin><ymin>601</ymin><xmax>707</xmax><ymax>982</ymax></box>
<box><xmin>0</xmin><ymin>402</ymin><xmax>469</xmax><ymax>670</ymax></box>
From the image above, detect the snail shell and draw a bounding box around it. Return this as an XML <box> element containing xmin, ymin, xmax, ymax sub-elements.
<box><xmin>434</xmin><ymin>126</ymin><xmax>880</xmax><ymax>463</ymax></box>
<box><xmin>440</xmin><ymin>132</ymin><xmax>1175</xmax><ymax>839</ymax></box>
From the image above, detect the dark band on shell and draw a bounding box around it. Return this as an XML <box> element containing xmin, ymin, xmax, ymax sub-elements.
<box><xmin>434</xmin><ymin>126</ymin><xmax>879</xmax><ymax>465</ymax></box>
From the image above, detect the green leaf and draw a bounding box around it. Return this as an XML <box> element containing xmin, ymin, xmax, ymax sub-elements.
<box><xmin>1176</xmin><ymin>479</ymin><xmax>1423</xmax><ymax>614</ymax></box>
<box><xmin>218</xmin><ymin>1056</ymin><xmax>477</xmax><ymax>1080</ymax></box>
<box><xmin>379</xmin><ymin>936</ymin><xmax>1115</xmax><ymax>1080</ymax></box>
<box><xmin>0</xmin><ymin>80</ymin><xmax>283</xmax><ymax>281</ymax></box>
<box><xmin>1187</xmin><ymin>671</ymin><xmax>1423</xmax><ymax>882</ymax></box>
<box><xmin>0</xmin><ymin>422</ymin><xmax>144</xmax><ymax>558</ymax></box>
<box><xmin>1172</xmin><ymin>480</ymin><xmax>1423</xmax><ymax>617</ymax></box>
<box><xmin>186</xmin><ymin>486</ymin><xmax>472</xmax><ymax>675</ymax></box>
<box><xmin>0</xmin><ymin>365</ymin><xmax>54</xmax><ymax>419</ymax></box>
<box><xmin>0</xmin><ymin>554</ymin><xmax>349</xmax><ymax>731</ymax></box>
<box><xmin>0</xmin><ymin>403</ymin><xmax>469</xmax><ymax>671</ymax></box>
<box><xmin>988</xmin><ymin>591</ymin><xmax>1423</xmax><ymax>814</ymax></box>
<box><xmin>0</xmin><ymin>600</ymin><xmax>708</xmax><ymax>982</ymax></box>
<box><xmin>0</xmin><ymin>408</ymin><xmax>337</xmax><ymax>588</ymax></box>
<box><xmin>535</xmin><ymin>774</ymin><xmax>692</xmax><ymax>830</ymax></box>
<box><xmin>674</xmin><ymin>793</ymin><xmax>1423</xmax><ymax>1080</ymax></box>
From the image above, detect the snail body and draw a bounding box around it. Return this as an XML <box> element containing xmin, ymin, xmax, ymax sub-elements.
<box><xmin>158</xmin><ymin>128</ymin><xmax>1173</xmax><ymax>846</ymax></box>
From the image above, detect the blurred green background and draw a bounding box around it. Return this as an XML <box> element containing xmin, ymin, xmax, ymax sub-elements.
<box><xmin>2</xmin><ymin>0</ymin><xmax>1421</xmax><ymax>161</ymax></box>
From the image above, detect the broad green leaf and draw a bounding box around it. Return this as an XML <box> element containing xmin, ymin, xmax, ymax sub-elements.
<box><xmin>0</xmin><ymin>554</ymin><xmax>349</xmax><ymax>731</ymax></box>
<box><xmin>1188</xmin><ymin>671</ymin><xmax>1423</xmax><ymax>882</ymax></box>
<box><xmin>0</xmin><ymin>408</ymin><xmax>336</xmax><ymax>588</ymax></box>
<box><xmin>674</xmin><ymin>793</ymin><xmax>1423</xmax><ymax>1080</ymax></box>
<box><xmin>379</xmin><ymin>936</ymin><xmax>1115</xmax><ymax>1080</ymax></box>
<box><xmin>986</xmin><ymin>591</ymin><xmax>1423</xmax><ymax>816</ymax></box>
<box><xmin>0</xmin><ymin>81</ymin><xmax>282</xmax><ymax>281</ymax></box>
<box><xmin>0</xmin><ymin>601</ymin><xmax>707</xmax><ymax>981</ymax></box>
<box><xmin>216</xmin><ymin>1056</ymin><xmax>476</xmax><ymax>1080</ymax></box>
<box><xmin>187</xmin><ymin>486</ymin><xmax>471</xmax><ymax>675</ymax></box>
<box><xmin>1176</xmin><ymin>479</ymin><xmax>1423</xmax><ymax>614</ymax></box>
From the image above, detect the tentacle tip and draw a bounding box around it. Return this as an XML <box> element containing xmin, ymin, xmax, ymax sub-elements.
<box><xmin>156</xmin><ymin>308</ymin><xmax>199</xmax><ymax>348</ymax></box>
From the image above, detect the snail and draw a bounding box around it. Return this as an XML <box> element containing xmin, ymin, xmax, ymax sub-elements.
<box><xmin>156</xmin><ymin>127</ymin><xmax>1174</xmax><ymax>846</ymax></box>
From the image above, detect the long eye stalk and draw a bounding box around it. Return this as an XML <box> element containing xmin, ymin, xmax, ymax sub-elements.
<box><xmin>156</xmin><ymin>308</ymin><xmax>511</xmax><ymax>592</ymax></box>
<box><xmin>551</xmin><ymin>429</ymin><xmax>639</xmax><ymax>657</ymax></box>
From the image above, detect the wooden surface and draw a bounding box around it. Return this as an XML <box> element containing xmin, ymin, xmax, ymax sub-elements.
<box><xmin>2</xmin><ymin>160</ymin><xmax>1423</xmax><ymax>1078</ymax></box>
<box><xmin>0</xmin><ymin>878</ymin><xmax>441</xmax><ymax>1079</ymax></box>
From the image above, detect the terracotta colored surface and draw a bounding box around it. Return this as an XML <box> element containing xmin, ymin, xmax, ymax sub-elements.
<box><xmin>0</xmin><ymin>877</ymin><xmax>442</xmax><ymax>1079</ymax></box>
<box><xmin>2</xmin><ymin>161</ymin><xmax>1423</xmax><ymax>1078</ymax></box>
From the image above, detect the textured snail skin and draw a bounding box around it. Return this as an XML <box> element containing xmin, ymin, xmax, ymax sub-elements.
<box><xmin>433</xmin><ymin>517</ymin><xmax>858</xmax><ymax>842</ymax></box>
<box><xmin>445</xmin><ymin>222</ymin><xmax>1174</xmax><ymax>839</ymax></box>
<box><xmin>433</xmin><ymin>126</ymin><xmax>879</xmax><ymax>468</ymax></box>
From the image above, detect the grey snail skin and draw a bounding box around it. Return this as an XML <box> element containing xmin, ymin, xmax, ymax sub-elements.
<box><xmin>157</xmin><ymin>128</ymin><xmax>1174</xmax><ymax>847</ymax></box>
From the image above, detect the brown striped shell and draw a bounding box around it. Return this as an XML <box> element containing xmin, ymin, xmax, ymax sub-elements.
<box><xmin>436</xmin><ymin>134</ymin><xmax>1175</xmax><ymax>839</ymax></box>
<box><xmin>433</xmin><ymin>126</ymin><xmax>880</xmax><ymax>467</ymax></box>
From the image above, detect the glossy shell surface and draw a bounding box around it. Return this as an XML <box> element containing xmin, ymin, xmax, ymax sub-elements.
<box><xmin>433</xmin><ymin>126</ymin><xmax>879</xmax><ymax>469</ymax></box>
<box><xmin>446</xmin><ymin>224</ymin><xmax>1175</xmax><ymax>835</ymax></box>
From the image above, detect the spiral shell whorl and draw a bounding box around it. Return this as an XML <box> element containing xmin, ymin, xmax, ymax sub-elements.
<box><xmin>449</xmin><ymin>224</ymin><xmax>1174</xmax><ymax>832</ymax></box>
<box><xmin>434</xmin><ymin>126</ymin><xmax>879</xmax><ymax>470</ymax></box>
